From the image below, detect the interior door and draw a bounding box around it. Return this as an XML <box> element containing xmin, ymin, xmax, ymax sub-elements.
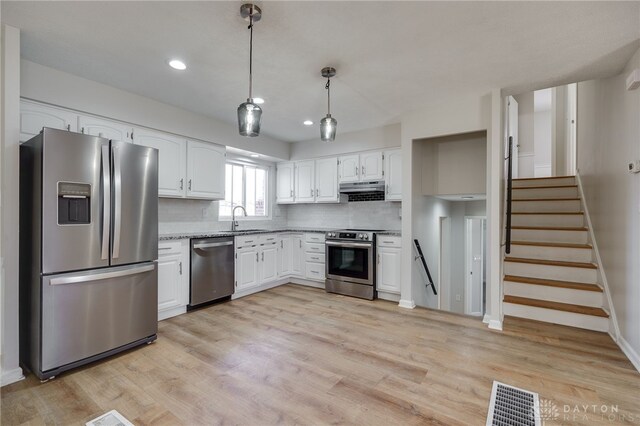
<box><xmin>41</xmin><ymin>128</ymin><xmax>110</xmax><ymax>274</ymax></box>
<box><xmin>465</xmin><ymin>218</ymin><xmax>485</xmax><ymax>316</ymax></box>
<box><xmin>41</xmin><ymin>263</ymin><xmax>157</xmax><ymax>372</ymax></box>
<box><xmin>111</xmin><ymin>141</ymin><xmax>158</xmax><ymax>265</ymax></box>
<box><xmin>507</xmin><ymin>96</ymin><xmax>519</xmax><ymax>179</ymax></box>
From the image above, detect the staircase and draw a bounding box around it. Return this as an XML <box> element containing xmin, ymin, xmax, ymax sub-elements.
<box><xmin>503</xmin><ymin>176</ymin><xmax>609</xmax><ymax>332</ymax></box>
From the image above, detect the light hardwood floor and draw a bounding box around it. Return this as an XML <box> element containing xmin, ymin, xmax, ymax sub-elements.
<box><xmin>2</xmin><ymin>284</ymin><xmax>639</xmax><ymax>425</ymax></box>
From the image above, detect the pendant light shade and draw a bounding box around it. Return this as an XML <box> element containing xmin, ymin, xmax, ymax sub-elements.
<box><xmin>320</xmin><ymin>67</ymin><xmax>337</xmax><ymax>142</ymax></box>
<box><xmin>238</xmin><ymin>4</ymin><xmax>262</xmax><ymax>137</ymax></box>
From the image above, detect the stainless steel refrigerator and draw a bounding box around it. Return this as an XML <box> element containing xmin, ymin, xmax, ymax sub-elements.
<box><xmin>20</xmin><ymin>127</ymin><xmax>159</xmax><ymax>380</ymax></box>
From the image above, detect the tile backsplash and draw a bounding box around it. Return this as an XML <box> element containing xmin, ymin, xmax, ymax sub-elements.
<box><xmin>285</xmin><ymin>201</ymin><xmax>401</xmax><ymax>230</ymax></box>
<box><xmin>159</xmin><ymin>198</ymin><xmax>401</xmax><ymax>234</ymax></box>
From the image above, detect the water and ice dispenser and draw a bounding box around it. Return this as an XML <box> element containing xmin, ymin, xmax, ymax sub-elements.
<box><xmin>57</xmin><ymin>182</ymin><xmax>91</xmax><ymax>225</ymax></box>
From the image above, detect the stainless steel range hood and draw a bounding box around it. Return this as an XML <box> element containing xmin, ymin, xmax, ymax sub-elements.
<box><xmin>339</xmin><ymin>181</ymin><xmax>385</xmax><ymax>193</ymax></box>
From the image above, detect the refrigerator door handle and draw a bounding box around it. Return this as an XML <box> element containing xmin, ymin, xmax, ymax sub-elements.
<box><xmin>49</xmin><ymin>263</ymin><xmax>155</xmax><ymax>286</ymax></box>
<box><xmin>112</xmin><ymin>145</ymin><xmax>122</xmax><ymax>259</ymax></box>
<box><xmin>101</xmin><ymin>145</ymin><xmax>111</xmax><ymax>260</ymax></box>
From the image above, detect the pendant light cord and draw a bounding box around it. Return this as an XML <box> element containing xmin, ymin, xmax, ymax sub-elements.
<box><xmin>248</xmin><ymin>14</ymin><xmax>253</xmax><ymax>100</ymax></box>
<box><xmin>325</xmin><ymin>77</ymin><xmax>331</xmax><ymax>115</ymax></box>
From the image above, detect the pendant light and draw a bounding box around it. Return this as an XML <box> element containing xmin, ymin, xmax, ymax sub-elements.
<box><xmin>237</xmin><ymin>4</ymin><xmax>262</xmax><ymax>137</ymax></box>
<box><xmin>320</xmin><ymin>67</ymin><xmax>337</xmax><ymax>142</ymax></box>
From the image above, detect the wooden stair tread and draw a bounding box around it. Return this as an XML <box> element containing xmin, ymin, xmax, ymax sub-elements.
<box><xmin>504</xmin><ymin>257</ymin><xmax>597</xmax><ymax>269</ymax></box>
<box><xmin>511</xmin><ymin>241</ymin><xmax>592</xmax><ymax>249</ymax></box>
<box><xmin>512</xmin><ymin>212</ymin><xmax>584</xmax><ymax>215</ymax></box>
<box><xmin>503</xmin><ymin>295</ymin><xmax>608</xmax><ymax>317</ymax></box>
<box><xmin>513</xmin><ymin>176</ymin><xmax>576</xmax><ymax>181</ymax></box>
<box><xmin>512</xmin><ymin>226</ymin><xmax>588</xmax><ymax>231</ymax></box>
<box><xmin>504</xmin><ymin>275</ymin><xmax>603</xmax><ymax>292</ymax></box>
<box><xmin>513</xmin><ymin>185</ymin><xmax>577</xmax><ymax>190</ymax></box>
<box><xmin>512</xmin><ymin>198</ymin><xmax>581</xmax><ymax>202</ymax></box>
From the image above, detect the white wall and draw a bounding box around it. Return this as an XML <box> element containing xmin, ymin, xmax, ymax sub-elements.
<box><xmin>420</xmin><ymin>132</ymin><xmax>487</xmax><ymax>196</ymax></box>
<box><xmin>533</xmin><ymin>88</ymin><xmax>552</xmax><ymax>177</ymax></box>
<box><xmin>576</xmin><ymin>46</ymin><xmax>640</xmax><ymax>367</ymax></box>
<box><xmin>1</xmin><ymin>24</ymin><xmax>24</xmax><ymax>386</ymax></box>
<box><xmin>20</xmin><ymin>60</ymin><xmax>291</xmax><ymax>160</ymax></box>
<box><xmin>514</xmin><ymin>91</ymin><xmax>535</xmax><ymax>178</ymax></box>
<box><xmin>400</xmin><ymin>89</ymin><xmax>502</xmax><ymax>328</ymax></box>
<box><xmin>290</xmin><ymin>123</ymin><xmax>400</xmax><ymax>160</ymax></box>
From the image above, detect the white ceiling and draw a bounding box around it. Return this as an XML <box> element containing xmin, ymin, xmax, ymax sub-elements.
<box><xmin>2</xmin><ymin>1</ymin><xmax>639</xmax><ymax>142</ymax></box>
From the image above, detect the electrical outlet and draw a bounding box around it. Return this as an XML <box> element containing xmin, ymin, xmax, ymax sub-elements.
<box><xmin>628</xmin><ymin>160</ymin><xmax>640</xmax><ymax>173</ymax></box>
<box><xmin>456</xmin><ymin>294</ymin><xmax>461</xmax><ymax>302</ymax></box>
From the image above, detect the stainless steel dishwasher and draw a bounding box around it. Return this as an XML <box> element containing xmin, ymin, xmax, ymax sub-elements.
<box><xmin>190</xmin><ymin>237</ymin><xmax>235</xmax><ymax>308</ymax></box>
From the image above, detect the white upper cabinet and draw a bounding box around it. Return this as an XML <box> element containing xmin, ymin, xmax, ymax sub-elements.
<box><xmin>187</xmin><ymin>140</ymin><xmax>226</xmax><ymax>200</ymax></box>
<box><xmin>134</xmin><ymin>128</ymin><xmax>187</xmax><ymax>198</ymax></box>
<box><xmin>338</xmin><ymin>154</ymin><xmax>360</xmax><ymax>183</ymax></box>
<box><xmin>276</xmin><ymin>162</ymin><xmax>295</xmax><ymax>204</ymax></box>
<box><xmin>295</xmin><ymin>160</ymin><xmax>316</xmax><ymax>203</ymax></box>
<box><xmin>20</xmin><ymin>100</ymin><xmax>77</xmax><ymax>142</ymax></box>
<box><xmin>360</xmin><ymin>151</ymin><xmax>384</xmax><ymax>181</ymax></box>
<box><xmin>384</xmin><ymin>149</ymin><xmax>402</xmax><ymax>201</ymax></box>
<box><xmin>315</xmin><ymin>157</ymin><xmax>339</xmax><ymax>203</ymax></box>
<box><xmin>79</xmin><ymin>115</ymin><xmax>133</xmax><ymax>143</ymax></box>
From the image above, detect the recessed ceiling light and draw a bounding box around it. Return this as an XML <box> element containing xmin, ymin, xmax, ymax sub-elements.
<box><xmin>250</xmin><ymin>154</ymin><xmax>260</xmax><ymax>158</ymax></box>
<box><xmin>303</xmin><ymin>120</ymin><xmax>313</xmax><ymax>126</ymax></box>
<box><xmin>253</xmin><ymin>98</ymin><xmax>265</xmax><ymax>104</ymax></box>
<box><xmin>168</xmin><ymin>59</ymin><xmax>186</xmax><ymax>70</ymax></box>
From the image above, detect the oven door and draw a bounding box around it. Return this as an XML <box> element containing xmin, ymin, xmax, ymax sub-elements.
<box><xmin>326</xmin><ymin>241</ymin><xmax>374</xmax><ymax>285</ymax></box>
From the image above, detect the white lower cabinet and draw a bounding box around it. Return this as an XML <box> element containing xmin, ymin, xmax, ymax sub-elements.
<box><xmin>157</xmin><ymin>239</ymin><xmax>189</xmax><ymax>320</ymax></box>
<box><xmin>291</xmin><ymin>234</ymin><xmax>304</xmax><ymax>276</ymax></box>
<box><xmin>235</xmin><ymin>245</ymin><xmax>260</xmax><ymax>292</ymax></box>
<box><xmin>259</xmin><ymin>242</ymin><xmax>279</xmax><ymax>282</ymax></box>
<box><xmin>304</xmin><ymin>233</ymin><xmax>326</xmax><ymax>282</ymax></box>
<box><xmin>376</xmin><ymin>237</ymin><xmax>402</xmax><ymax>294</ymax></box>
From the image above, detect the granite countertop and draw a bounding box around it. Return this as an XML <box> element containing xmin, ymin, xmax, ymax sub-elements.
<box><xmin>160</xmin><ymin>228</ymin><xmax>401</xmax><ymax>240</ymax></box>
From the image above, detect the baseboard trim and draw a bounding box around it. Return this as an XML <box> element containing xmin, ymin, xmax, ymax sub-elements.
<box><xmin>488</xmin><ymin>319</ymin><xmax>503</xmax><ymax>331</ymax></box>
<box><xmin>231</xmin><ymin>278</ymin><xmax>289</xmax><ymax>299</ymax></box>
<box><xmin>1</xmin><ymin>367</ymin><xmax>24</xmax><ymax>387</ymax></box>
<box><xmin>398</xmin><ymin>299</ymin><xmax>416</xmax><ymax>309</ymax></box>
<box><xmin>618</xmin><ymin>336</ymin><xmax>640</xmax><ymax>373</ymax></box>
<box><xmin>377</xmin><ymin>290</ymin><xmax>401</xmax><ymax>303</ymax></box>
<box><xmin>158</xmin><ymin>305</ymin><xmax>187</xmax><ymax>321</ymax></box>
<box><xmin>289</xmin><ymin>277</ymin><xmax>325</xmax><ymax>289</ymax></box>
<box><xmin>482</xmin><ymin>314</ymin><xmax>491</xmax><ymax>324</ymax></box>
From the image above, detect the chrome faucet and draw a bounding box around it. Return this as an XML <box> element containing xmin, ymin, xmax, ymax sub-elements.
<box><xmin>231</xmin><ymin>205</ymin><xmax>247</xmax><ymax>231</ymax></box>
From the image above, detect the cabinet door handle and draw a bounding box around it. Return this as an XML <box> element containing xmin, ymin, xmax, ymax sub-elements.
<box><xmin>355</xmin><ymin>166</ymin><xmax>359</xmax><ymax>176</ymax></box>
<box><xmin>179</xmin><ymin>261</ymin><xmax>183</xmax><ymax>275</ymax></box>
<box><xmin>180</xmin><ymin>178</ymin><xmax>184</xmax><ymax>190</ymax></box>
<box><xmin>66</xmin><ymin>124</ymin><xmax>71</xmax><ymax>131</ymax></box>
<box><xmin>377</xmin><ymin>254</ymin><xmax>380</xmax><ymax>264</ymax></box>
<box><xmin>261</xmin><ymin>252</ymin><xmax>264</xmax><ymax>261</ymax></box>
<box><xmin>256</xmin><ymin>252</ymin><xmax>259</xmax><ymax>262</ymax></box>
<box><xmin>362</xmin><ymin>166</ymin><xmax>366</xmax><ymax>175</ymax></box>
<box><xmin>280</xmin><ymin>240</ymin><xmax>283</xmax><ymax>249</ymax></box>
<box><xmin>310</xmin><ymin>188</ymin><xmax>313</xmax><ymax>197</ymax></box>
<box><xmin>300</xmin><ymin>240</ymin><xmax>302</xmax><ymax>248</ymax></box>
<box><xmin>290</xmin><ymin>189</ymin><xmax>293</xmax><ymax>197</ymax></box>
<box><xmin>386</xmin><ymin>184</ymin><xmax>389</xmax><ymax>194</ymax></box>
<box><xmin>316</xmin><ymin>189</ymin><xmax>319</xmax><ymax>197</ymax></box>
<box><xmin>188</xmin><ymin>179</ymin><xmax>192</xmax><ymax>191</ymax></box>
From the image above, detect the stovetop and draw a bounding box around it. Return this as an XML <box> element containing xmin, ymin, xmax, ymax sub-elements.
<box><xmin>326</xmin><ymin>229</ymin><xmax>380</xmax><ymax>241</ymax></box>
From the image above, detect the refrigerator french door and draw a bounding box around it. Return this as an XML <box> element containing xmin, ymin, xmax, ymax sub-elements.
<box><xmin>20</xmin><ymin>128</ymin><xmax>159</xmax><ymax>380</ymax></box>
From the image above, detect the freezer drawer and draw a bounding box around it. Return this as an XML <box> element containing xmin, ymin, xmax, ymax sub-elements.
<box><xmin>41</xmin><ymin>262</ymin><xmax>158</xmax><ymax>372</ymax></box>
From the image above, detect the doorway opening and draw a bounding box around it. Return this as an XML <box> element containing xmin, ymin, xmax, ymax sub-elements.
<box><xmin>507</xmin><ymin>83</ymin><xmax>577</xmax><ymax>178</ymax></box>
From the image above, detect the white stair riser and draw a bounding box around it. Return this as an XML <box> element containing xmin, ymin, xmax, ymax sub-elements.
<box><xmin>508</xmin><ymin>245</ymin><xmax>593</xmax><ymax>263</ymax></box>
<box><xmin>504</xmin><ymin>262</ymin><xmax>597</xmax><ymax>283</ymax></box>
<box><xmin>512</xmin><ymin>177</ymin><xmax>576</xmax><ymax>188</ymax></box>
<box><xmin>504</xmin><ymin>303</ymin><xmax>608</xmax><ymax>332</ymax></box>
<box><xmin>512</xmin><ymin>200</ymin><xmax>581</xmax><ymax>213</ymax></box>
<box><xmin>511</xmin><ymin>229</ymin><xmax>588</xmax><ymax>244</ymax></box>
<box><xmin>504</xmin><ymin>282</ymin><xmax>603</xmax><ymax>307</ymax></box>
<box><xmin>511</xmin><ymin>214</ymin><xmax>584</xmax><ymax>227</ymax></box>
<box><xmin>512</xmin><ymin>186</ymin><xmax>578</xmax><ymax>200</ymax></box>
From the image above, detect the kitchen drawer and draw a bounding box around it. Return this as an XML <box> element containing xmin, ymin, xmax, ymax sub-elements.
<box><xmin>258</xmin><ymin>233</ymin><xmax>278</xmax><ymax>245</ymax></box>
<box><xmin>158</xmin><ymin>240</ymin><xmax>182</xmax><ymax>256</ymax></box>
<box><xmin>305</xmin><ymin>253</ymin><xmax>325</xmax><ymax>264</ymax></box>
<box><xmin>235</xmin><ymin>235</ymin><xmax>259</xmax><ymax>248</ymax></box>
<box><xmin>305</xmin><ymin>262</ymin><xmax>326</xmax><ymax>281</ymax></box>
<box><xmin>305</xmin><ymin>242</ymin><xmax>325</xmax><ymax>254</ymax></box>
<box><xmin>305</xmin><ymin>233</ymin><xmax>326</xmax><ymax>243</ymax></box>
<box><xmin>377</xmin><ymin>236</ymin><xmax>401</xmax><ymax>248</ymax></box>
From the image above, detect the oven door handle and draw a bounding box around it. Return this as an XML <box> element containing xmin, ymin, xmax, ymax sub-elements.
<box><xmin>325</xmin><ymin>241</ymin><xmax>372</xmax><ymax>249</ymax></box>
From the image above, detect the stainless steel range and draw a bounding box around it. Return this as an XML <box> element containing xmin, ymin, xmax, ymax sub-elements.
<box><xmin>325</xmin><ymin>229</ymin><xmax>381</xmax><ymax>300</ymax></box>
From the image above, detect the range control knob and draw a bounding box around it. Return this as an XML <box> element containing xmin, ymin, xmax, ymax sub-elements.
<box><xmin>363</xmin><ymin>234</ymin><xmax>369</xmax><ymax>240</ymax></box>
<box><xmin>358</xmin><ymin>234</ymin><xmax>363</xmax><ymax>239</ymax></box>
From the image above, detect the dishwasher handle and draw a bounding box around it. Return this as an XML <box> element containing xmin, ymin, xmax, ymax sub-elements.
<box><xmin>194</xmin><ymin>241</ymin><xmax>234</xmax><ymax>250</ymax></box>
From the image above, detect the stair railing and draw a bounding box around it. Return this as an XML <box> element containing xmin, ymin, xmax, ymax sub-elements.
<box><xmin>505</xmin><ymin>136</ymin><xmax>514</xmax><ymax>254</ymax></box>
<box><xmin>413</xmin><ymin>239</ymin><xmax>437</xmax><ymax>295</ymax></box>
